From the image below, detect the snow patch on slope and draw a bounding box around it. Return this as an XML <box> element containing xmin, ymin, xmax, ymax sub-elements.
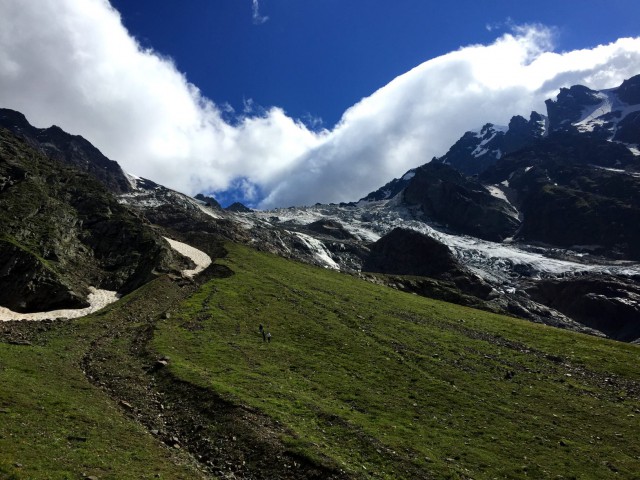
<box><xmin>0</xmin><ymin>287</ymin><xmax>119</xmax><ymax>322</ymax></box>
<box><xmin>485</xmin><ymin>185</ymin><xmax>509</xmax><ymax>202</ymax></box>
<box><xmin>574</xmin><ymin>90</ymin><xmax>640</xmax><ymax>139</ymax></box>
<box><xmin>163</xmin><ymin>237</ymin><xmax>212</xmax><ymax>277</ymax></box>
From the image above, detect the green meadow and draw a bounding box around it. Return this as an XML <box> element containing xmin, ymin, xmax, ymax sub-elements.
<box><xmin>1</xmin><ymin>241</ymin><xmax>639</xmax><ymax>479</ymax></box>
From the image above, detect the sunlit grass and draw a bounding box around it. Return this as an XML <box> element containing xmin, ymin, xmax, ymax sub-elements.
<box><xmin>154</xmin><ymin>243</ymin><xmax>640</xmax><ymax>479</ymax></box>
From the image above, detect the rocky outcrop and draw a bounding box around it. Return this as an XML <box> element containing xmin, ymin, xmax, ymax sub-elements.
<box><xmin>481</xmin><ymin>133</ymin><xmax>640</xmax><ymax>259</ymax></box>
<box><xmin>0</xmin><ymin>240</ymin><xmax>87</xmax><ymax>312</ymax></box>
<box><xmin>527</xmin><ymin>276</ymin><xmax>640</xmax><ymax>342</ymax></box>
<box><xmin>0</xmin><ymin>108</ymin><xmax>131</xmax><ymax>194</ymax></box>
<box><xmin>545</xmin><ymin>85</ymin><xmax>602</xmax><ymax>132</ymax></box>
<box><xmin>225</xmin><ymin>202</ymin><xmax>253</xmax><ymax>213</ymax></box>
<box><xmin>502</xmin><ymin>112</ymin><xmax>546</xmax><ymax>153</ymax></box>
<box><xmin>363</xmin><ymin>227</ymin><xmax>460</xmax><ymax>278</ymax></box>
<box><xmin>430</xmin><ymin>75</ymin><xmax>640</xmax><ymax>178</ymax></box>
<box><xmin>0</xmin><ymin>128</ymin><xmax>176</xmax><ymax>312</ymax></box>
<box><xmin>362</xmin><ymin>228</ymin><xmax>494</xmax><ymax>299</ymax></box>
<box><xmin>194</xmin><ymin>193</ymin><xmax>222</xmax><ymax>209</ymax></box>
<box><xmin>613</xmin><ymin>110</ymin><xmax>640</xmax><ymax>145</ymax></box>
<box><xmin>360</xmin><ymin>170</ymin><xmax>416</xmax><ymax>201</ymax></box>
<box><xmin>615</xmin><ymin>74</ymin><xmax>640</xmax><ymax>105</ymax></box>
<box><xmin>434</xmin><ymin>113</ymin><xmax>546</xmax><ymax>176</ymax></box>
<box><xmin>403</xmin><ymin>162</ymin><xmax>520</xmax><ymax>241</ymax></box>
<box><xmin>305</xmin><ymin>219</ymin><xmax>356</xmax><ymax>240</ymax></box>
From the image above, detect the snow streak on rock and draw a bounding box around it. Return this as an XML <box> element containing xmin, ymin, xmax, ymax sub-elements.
<box><xmin>291</xmin><ymin>231</ymin><xmax>340</xmax><ymax>269</ymax></box>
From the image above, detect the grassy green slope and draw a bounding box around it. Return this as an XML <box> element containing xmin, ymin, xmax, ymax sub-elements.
<box><xmin>154</xmin><ymin>243</ymin><xmax>640</xmax><ymax>480</ymax></box>
<box><xmin>0</xmin><ymin>279</ymin><xmax>204</xmax><ymax>480</ymax></box>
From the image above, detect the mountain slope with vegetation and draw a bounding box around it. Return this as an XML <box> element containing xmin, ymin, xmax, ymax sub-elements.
<box><xmin>0</xmin><ymin>127</ymin><xmax>181</xmax><ymax>312</ymax></box>
<box><xmin>153</xmin><ymin>243</ymin><xmax>640</xmax><ymax>479</ymax></box>
<box><xmin>2</xmin><ymin>73</ymin><xmax>640</xmax><ymax>479</ymax></box>
<box><xmin>2</xmin><ymin>240</ymin><xmax>639</xmax><ymax>479</ymax></box>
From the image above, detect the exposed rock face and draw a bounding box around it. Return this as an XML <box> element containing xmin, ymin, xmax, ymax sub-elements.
<box><xmin>481</xmin><ymin>133</ymin><xmax>640</xmax><ymax>259</ymax></box>
<box><xmin>0</xmin><ymin>128</ymin><xmax>175</xmax><ymax>312</ymax></box>
<box><xmin>615</xmin><ymin>74</ymin><xmax>640</xmax><ymax>105</ymax></box>
<box><xmin>0</xmin><ymin>108</ymin><xmax>131</xmax><ymax>194</ymax></box>
<box><xmin>363</xmin><ymin>227</ymin><xmax>496</xmax><ymax>302</ymax></box>
<box><xmin>527</xmin><ymin>276</ymin><xmax>640</xmax><ymax>342</ymax></box>
<box><xmin>503</xmin><ymin>112</ymin><xmax>546</xmax><ymax>152</ymax></box>
<box><xmin>0</xmin><ymin>240</ymin><xmax>87</xmax><ymax>312</ymax></box>
<box><xmin>225</xmin><ymin>202</ymin><xmax>253</xmax><ymax>213</ymax></box>
<box><xmin>402</xmin><ymin>162</ymin><xmax>520</xmax><ymax>242</ymax></box>
<box><xmin>362</xmin><ymin>228</ymin><xmax>460</xmax><ymax>277</ymax></box>
<box><xmin>436</xmin><ymin>124</ymin><xmax>505</xmax><ymax>176</ymax></box>
<box><xmin>194</xmin><ymin>193</ymin><xmax>222</xmax><ymax>209</ymax></box>
<box><xmin>434</xmin><ymin>113</ymin><xmax>546</xmax><ymax>176</ymax></box>
<box><xmin>360</xmin><ymin>170</ymin><xmax>416</xmax><ymax>201</ymax></box>
<box><xmin>431</xmin><ymin>75</ymin><xmax>640</xmax><ymax>177</ymax></box>
<box><xmin>545</xmin><ymin>85</ymin><xmax>602</xmax><ymax>132</ymax></box>
<box><xmin>613</xmin><ymin>111</ymin><xmax>640</xmax><ymax>145</ymax></box>
<box><xmin>305</xmin><ymin>220</ymin><xmax>356</xmax><ymax>240</ymax></box>
<box><xmin>363</xmin><ymin>227</ymin><xmax>460</xmax><ymax>278</ymax></box>
<box><xmin>119</xmin><ymin>176</ymin><xmax>242</xmax><ymax>240</ymax></box>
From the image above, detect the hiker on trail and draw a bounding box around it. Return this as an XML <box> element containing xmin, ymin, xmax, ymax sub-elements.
<box><xmin>267</xmin><ymin>332</ymin><xmax>272</xmax><ymax>343</ymax></box>
<box><xmin>259</xmin><ymin>323</ymin><xmax>264</xmax><ymax>333</ymax></box>
<box><xmin>262</xmin><ymin>330</ymin><xmax>266</xmax><ymax>342</ymax></box>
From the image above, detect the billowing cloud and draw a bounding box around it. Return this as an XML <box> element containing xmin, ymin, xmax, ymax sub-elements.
<box><xmin>261</xmin><ymin>27</ymin><xmax>640</xmax><ymax>207</ymax></box>
<box><xmin>1</xmin><ymin>1</ymin><xmax>640</xmax><ymax>209</ymax></box>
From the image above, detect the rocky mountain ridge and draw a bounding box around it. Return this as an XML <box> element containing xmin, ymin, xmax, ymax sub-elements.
<box><xmin>0</xmin><ymin>108</ymin><xmax>132</xmax><ymax>194</ymax></box>
<box><xmin>2</xmin><ymin>75</ymin><xmax>640</xmax><ymax>341</ymax></box>
<box><xmin>0</xmin><ymin>126</ymin><xmax>187</xmax><ymax>313</ymax></box>
<box><xmin>364</xmin><ymin>74</ymin><xmax>640</xmax><ymax>201</ymax></box>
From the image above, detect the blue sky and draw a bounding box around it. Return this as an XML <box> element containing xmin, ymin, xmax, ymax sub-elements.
<box><xmin>110</xmin><ymin>0</ymin><xmax>640</xmax><ymax>128</ymax></box>
<box><xmin>1</xmin><ymin>1</ymin><xmax>640</xmax><ymax>208</ymax></box>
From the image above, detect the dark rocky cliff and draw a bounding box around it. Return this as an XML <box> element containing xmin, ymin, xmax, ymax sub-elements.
<box><xmin>481</xmin><ymin>132</ymin><xmax>640</xmax><ymax>259</ymax></box>
<box><xmin>0</xmin><ymin>128</ymin><xmax>175</xmax><ymax>313</ymax></box>
<box><xmin>0</xmin><ymin>108</ymin><xmax>132</xmax><ymax>194</ymax></box>
<box><xmin>403</xmin><ymin>162</ymin><xmax>520</xmax><ymax>242</ymax></box>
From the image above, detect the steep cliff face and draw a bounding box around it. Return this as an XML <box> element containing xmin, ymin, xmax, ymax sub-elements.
<box><xmin>527</xmin><ymin>276</ymin><xmax>640</xmax><ymax>342</ymax></box>
<box><xmin>0</xmin><ymin>239</ymin><xmax>88</xmax><ymax>312</ymax></box>
<box><xmin>545</xmin><ymin>85</ymin><xmax>602</xmax><ymax>131</ymax></box>
<box><xmin>0</xmin><ymin>108</ymin><xmax>132</xmax><ymax>194</ymax></box>
<box><xmin>481</xmin><ymin>132</ymin><xmax>640</xmax><ymax>259</ymax></box>
<box><xmin>435</xmin><ymin>112</ymin><xmax>547</xmax><ymax>176</ymax></box>
<box><xmin>0</xmin><ymin>128</ymin><xmax>175</xmax><ymax>313</ymax></box>
<box><xmin>402</xmin><ymin>162</ymin><xmax>520</xmax><ymax>242</ymax></box>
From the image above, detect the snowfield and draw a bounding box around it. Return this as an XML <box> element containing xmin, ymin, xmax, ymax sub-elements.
<box><xmin>0</xmin><ymin>287</ymin><xmax>119</xmax><ymax>322</ymax></box>
<box><xmin>249</xmin><ymin>200</ymin><xmax>640</xmax><ymax>285</ymax></box>
<box><xmin>163</xmin><ymin>237</ymin><xmax>212</xmax><ymax>277</ymax></box>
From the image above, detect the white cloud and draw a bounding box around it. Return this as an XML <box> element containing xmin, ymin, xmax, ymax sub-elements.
<box><xmin>251</xmin><ymin>0</ymin><xmax>269</xmax><ymax>25</ymax></box>
<box><xmin>260</xmin><ymin>27</ymin><xmax>640</xmax><ymax>207</ymax></box>
<box><xmin>1</xmin><ymin>0</ymin><xmax>640</xmax><ymax>209</ymax></box>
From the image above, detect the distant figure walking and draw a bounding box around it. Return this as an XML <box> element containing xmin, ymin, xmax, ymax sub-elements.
<box><xmin>267</xmin><ymin>332</ymin><xmax>272</xmax><ymax>343</ymax></box>
<box><xmin>259</xmin><ymin>323</ymin><xmax>266</xmax><ymax>341</ymax></box>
